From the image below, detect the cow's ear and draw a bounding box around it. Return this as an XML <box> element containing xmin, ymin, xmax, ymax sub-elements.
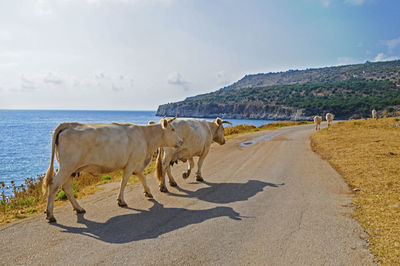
<box><xmin>161</xmin><ymin>118</ymin><xmax>168</xmax><ymax>129</ymax></box>
<box><xmin>215</xmin><ymin>117</ymin><xmax>222</xmax><ymax>126</ymax></box>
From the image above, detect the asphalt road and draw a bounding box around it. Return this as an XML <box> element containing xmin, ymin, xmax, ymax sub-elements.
<box><xmin>0</xmin><ymin>124</ymin><xmax>374</xmax><ymax>265</ymax></box>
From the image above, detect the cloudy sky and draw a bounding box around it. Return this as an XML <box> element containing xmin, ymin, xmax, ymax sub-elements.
<box><xmin>0</xmin><ymin>0</ymin><xmax>399</xmax><ymax>110</ymax></box>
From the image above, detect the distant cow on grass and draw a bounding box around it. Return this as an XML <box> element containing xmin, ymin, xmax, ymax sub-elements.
<box><xmin>42</xmin><ymin>118</ymin><xmax>182</xmax><ymax>223</ymax></box>
<box><xmin>313</xmin><ymin>116</ymin><xmax>322</xmax><ymax>130</ymax></box>
<box><xmin>372</xmin><ymin>109</ymin><xmax>377</xmax><ymax>119</ymax></box>
<box><xmin>156</xmin><ymin>117</ymin><xmax>231</xmax><ymax>192</ymax></box>
<box><xmin>325</xmin><ymin>113</ymin><xmax>335</xmax><ymax>127</ymax></box>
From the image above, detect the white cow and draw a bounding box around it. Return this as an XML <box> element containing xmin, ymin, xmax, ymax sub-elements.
<box><xmin>156</xmin><ymin>117</ymin><xmax>231</xmax><ymax>192</ymax></box>
<box><xmin>325</xmin><ymin>113</ymin><xmax>335</xmax><ymax>127</ymax></box>
<box><xmin>42</xmin><ymin>118</ymin><xmax>182</xmax><ymax>222</ymax></box>
<box><xmin>313</xmin><ymin>116</ymin><xmax>322</xmax><ymax>130</ymax></box>
<box><xmin>372</xmin><ymin>109</ymin><xmax>377</xmax><ymax>119</ymax></box>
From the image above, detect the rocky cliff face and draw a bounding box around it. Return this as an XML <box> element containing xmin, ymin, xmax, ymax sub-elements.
<box><xmin>156</xmin><ymin>101</ymin><xmax>310</xmax><ymax>120</ymax></box>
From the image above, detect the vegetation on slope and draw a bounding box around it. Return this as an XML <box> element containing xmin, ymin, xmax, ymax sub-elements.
<box><xmin>311</xmin><ymin>118</ymin><xmax>400</xmax><ymax>264</ymax></box>
<box><xmin>181</xmin><ymin>79</ymin><xmax>400</xmax><ymax>118</ymax></box>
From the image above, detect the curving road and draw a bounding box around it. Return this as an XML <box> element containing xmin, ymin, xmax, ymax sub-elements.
<box><xmin>0</xmin><ymin>124</ymin><xmax>374</xmax><ymax>265</ymax></box>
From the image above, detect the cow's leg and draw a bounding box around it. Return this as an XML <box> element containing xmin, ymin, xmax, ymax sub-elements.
<box><xmin>117</xmin><ymin>168</ymin><xmax>134</xmax><ymax>207</ymax></box>
<box><xmin>159</xmin><ymin>154</ymin><xmax>172</xmax><ymax>193</ymax></box>
<box><xmin>182</xmin><ymin>158</ymin><xmax>194</xmax><ymax>179</ymax></box>
<box><xmin>137</xmin><ymin>172</ymin><xmax>153</xmax><ymax>198</ymax></box>
<box><xmin>196</xmin><ymin>150</ymin><xmax>209</xmax><ymax>182</ymax></box>
<box><xmin>45</xmin><ymin>170</ymin><xmax>69</xmax><ymax>223</ymax></box>
<box><xmin>159</xmin><ymin>162</ymin><xmax>170</xmax><ymax>192</ymax></box>
<box><xmin>167</xmin><ymin>165</ymin><xmax>177</xmax><ymax>187</ymax></box>
<box><xmin>62</xmin><ymin>177</ymin><xmax>85</xmax><ymax>213</ymax></box>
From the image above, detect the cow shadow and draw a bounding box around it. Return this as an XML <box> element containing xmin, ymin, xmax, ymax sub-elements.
<box><xmin>53</xmin><ymin>199</ymin><xmax>241</xmax><ymax>244</ymax></box>
<box><xmin>168</xmin><ymin>180</ymin><xmax>284</xmax><ymax>204</ymax></box>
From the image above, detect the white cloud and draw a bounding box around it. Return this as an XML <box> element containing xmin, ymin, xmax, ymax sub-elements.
<box><xmin>319</xmin><ymin>0</ymin><xmax>366</xmax><ymax>7</ymax></box>
<box><xmin>111</xmin><ymin>84</ymin><xmax>124</xmax><ymax>92</ymax></box>
<box><xmin>337</xmin><ymin>57</ymin><xmax>355</xmax><ymax>65</ymax></box>
<box><xmin>95</xmin><ymin>72</ymin><xmax>106</xmax><ymax>79</ymax></box>
<box><xmin>216</xmin><ymin>71</ymin><xmax>232</xmax><ymax>86</ymax></box>
<box><xmin>0</xmin><ymin>62</ymin><xmax>19</xmax><ymax>68</ymax></box>
<box><xmin>374</xmin><ymin>53</ymin><xmax>399</xmax><ymax>62</ymax></box>
<box><xmin>20</xmin><ymin>75</ymin><xmax>37</xmax><ymax>91</ymax></box>
<box><xmin>344</xmin><ymin>0</ymin><xmax>365</xmax><ymax>5</ymax></box>
<box><xmin>382</xmin><ymin>36</ymin><xmax>400</xmax><ymax>51</ymax></box>
<box><xmin>84</xmin><ymin>0</ymin><xmax>173</xmax><ymax>7</ymax></box>
<box><xmin>33</xmin><ymin>0</ymin><xmax>53</xmax><ymax>16</ymax></box>
<box><xmin>91</xmin><ymin>72</ymin><xmax>133</xmax><ymax>92</ymax></box>
<box><xmin>321</xmin><ymin>0</ymin><xmax>332</xmax><ymax>7</ymax></box>
<box><xmin>43</xmin><ymin>72</ymin><xmax>63</xmax><ymax>84</ymax></box>
<box><xmin>167</xmin><ymin>72</ymin><xmax>190</xmax><ymax>91</ymax></box>
<box><xmin>0</xmin><ymin>30</ymin><xmax>13</xmax><ymax>41</ymax></box>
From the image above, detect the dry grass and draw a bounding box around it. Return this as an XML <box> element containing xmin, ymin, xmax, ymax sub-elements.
<box><xmin>0</xmin><ymin>152</ymin><xmax>158</xmax><ymax>226</ymax></box>
<box><xmin>311</xmin><ymin>117</ymin><xmax>400</xmax><ymax>265</ymax></box>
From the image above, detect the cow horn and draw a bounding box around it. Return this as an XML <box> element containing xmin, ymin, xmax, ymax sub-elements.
<box><xmin>222</xmin><ymin>120</ymin><xmax>232</xmax><ymax>125</ymax></box>
<box><xmin>168</xmin><ymin>117</ymin><xmax>177</xmax><ymax>122</ymax></box>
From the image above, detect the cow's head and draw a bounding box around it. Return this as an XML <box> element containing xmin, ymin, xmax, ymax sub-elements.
<box><xmin>160</xmin><ymin>117</ymin><xmax>183</xmax><ymax>148</ymax></box>
<box><xmin>212</xmin><ymin>117</ymin><xmax>232</xmax><ymax>145</ymax></box>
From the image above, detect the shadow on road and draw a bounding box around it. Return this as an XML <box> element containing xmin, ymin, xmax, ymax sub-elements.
<box><xmin>53</xmin><ymin>180</ymin><xmax>283</xmax><ymax>243</ymax></box>
<box><xmin>169</xmin><ymin>180</ymin><xmax>284</xmax><ymax>204</ymax></box>
<box><xmin>53</xmin><ymin>200</ymin><xmax>241</xmax><ymax>244</ymax></box>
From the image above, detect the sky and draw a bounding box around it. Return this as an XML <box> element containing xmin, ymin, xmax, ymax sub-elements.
<box><xmin>0</xmin><ymin>0</ymin><xmax>399</xmax><ymax>110</ymax></box>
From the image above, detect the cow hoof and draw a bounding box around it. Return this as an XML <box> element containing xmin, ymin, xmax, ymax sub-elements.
<box><xmin>76</xmin><ymin>208</ymin><xmax>86</xmax><ymax>214</ymax></box>
<box><xmin>182</xmin><ymin>172</ymin><xmax>189</xmax><ymax>179</ymax></box>
<box><xmin>145</xmin><ymin>192</ymin><xmax>153</xmax><ymax>198</ymax></box>
<box><xmin>160</xmin><ymin>186</ymin><xmax>169</xmax><ymax>193</ymax></box>
<box><xmin>46</xmin><ymin>216</ymin><xmax>57</xmax><ymax>223</ymax></box>
<box><xmin>117</xmin><ymin>200</ymin><xmax>127</xmax><ymax>207</ymax></box>
<box><xmin>170</xmin><ymin>181</ymin><xmax>178</xmax><ymax>187</ymax></box>
<box><xmin>196</xmin><ymin>176</ymin><xmax>204</xmax><ymax>182</ymax></box>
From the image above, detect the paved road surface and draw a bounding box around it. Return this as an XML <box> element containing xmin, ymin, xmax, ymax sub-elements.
<box><xmin>0</xmin><ymin>124</ymin><xmax>374</xmax><ymax>265</ymax></box>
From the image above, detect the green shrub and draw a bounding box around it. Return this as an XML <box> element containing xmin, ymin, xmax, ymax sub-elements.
<box><xmin>101</xmin><ymin>175</ymin><xmax>112</xmax><ymax>181</ymax></box>
<box><xmin>57</xmin><ymin>190</ymin><xmax>67</xmax><ymax>200</ymax></box>
<box><xmin>18</xmin><ymin>196</ymin><xmax>35</xmax><ymax>206</ymax></box>
<box><xmin>57</xmin><ymin>188</ymin><xmax>78</xmax><ymax>200</ymax></box>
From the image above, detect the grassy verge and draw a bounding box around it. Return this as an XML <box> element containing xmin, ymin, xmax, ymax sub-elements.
<box><xmin>0</xmin><ymin>120</ymin><xmax>310</xmax><ymax>226</ymax></box>
<box><xmin>311</xmin><ymin>117</ymin><xmax>400</xmax><ymax>264</ymax></box>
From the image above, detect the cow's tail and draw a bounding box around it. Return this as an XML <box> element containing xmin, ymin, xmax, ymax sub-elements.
<box><xmin>42</xmin><ymin>123</ymin><xmax>69</xmax><ymax>196</ymax></box>
<box><xmin>155</xmin><ymin>147</ymin><xmax>164</xmax><ymax>183</ymax></box>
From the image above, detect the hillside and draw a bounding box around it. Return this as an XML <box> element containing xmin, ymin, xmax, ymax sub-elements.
<box><xmin>157</xmin><ymin>60</ymin><xmax>400</xmax><ymax>120</ymax></box>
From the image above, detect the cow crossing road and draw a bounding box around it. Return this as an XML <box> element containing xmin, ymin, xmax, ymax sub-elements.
<box><xmin>0</xmin><ymin>124</ymin><xmax>373</xmax><ymax>265</ymax></box>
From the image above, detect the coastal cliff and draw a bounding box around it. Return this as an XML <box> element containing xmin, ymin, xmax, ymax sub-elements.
<box><xmin>157</xmin><ymin>60</ymin><xmax>400</xmax><ymax>120</ymax></box>
<box><xmin>157</xmin><ymin>101</ymin><xmax>308</xmax><ymax>120</ymax></box>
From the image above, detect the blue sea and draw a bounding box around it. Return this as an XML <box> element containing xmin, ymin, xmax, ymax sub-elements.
<box><xmin>0</xmin><ymin>110</ymin><xmax>275</xmax><ymax>192</ymax></box>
